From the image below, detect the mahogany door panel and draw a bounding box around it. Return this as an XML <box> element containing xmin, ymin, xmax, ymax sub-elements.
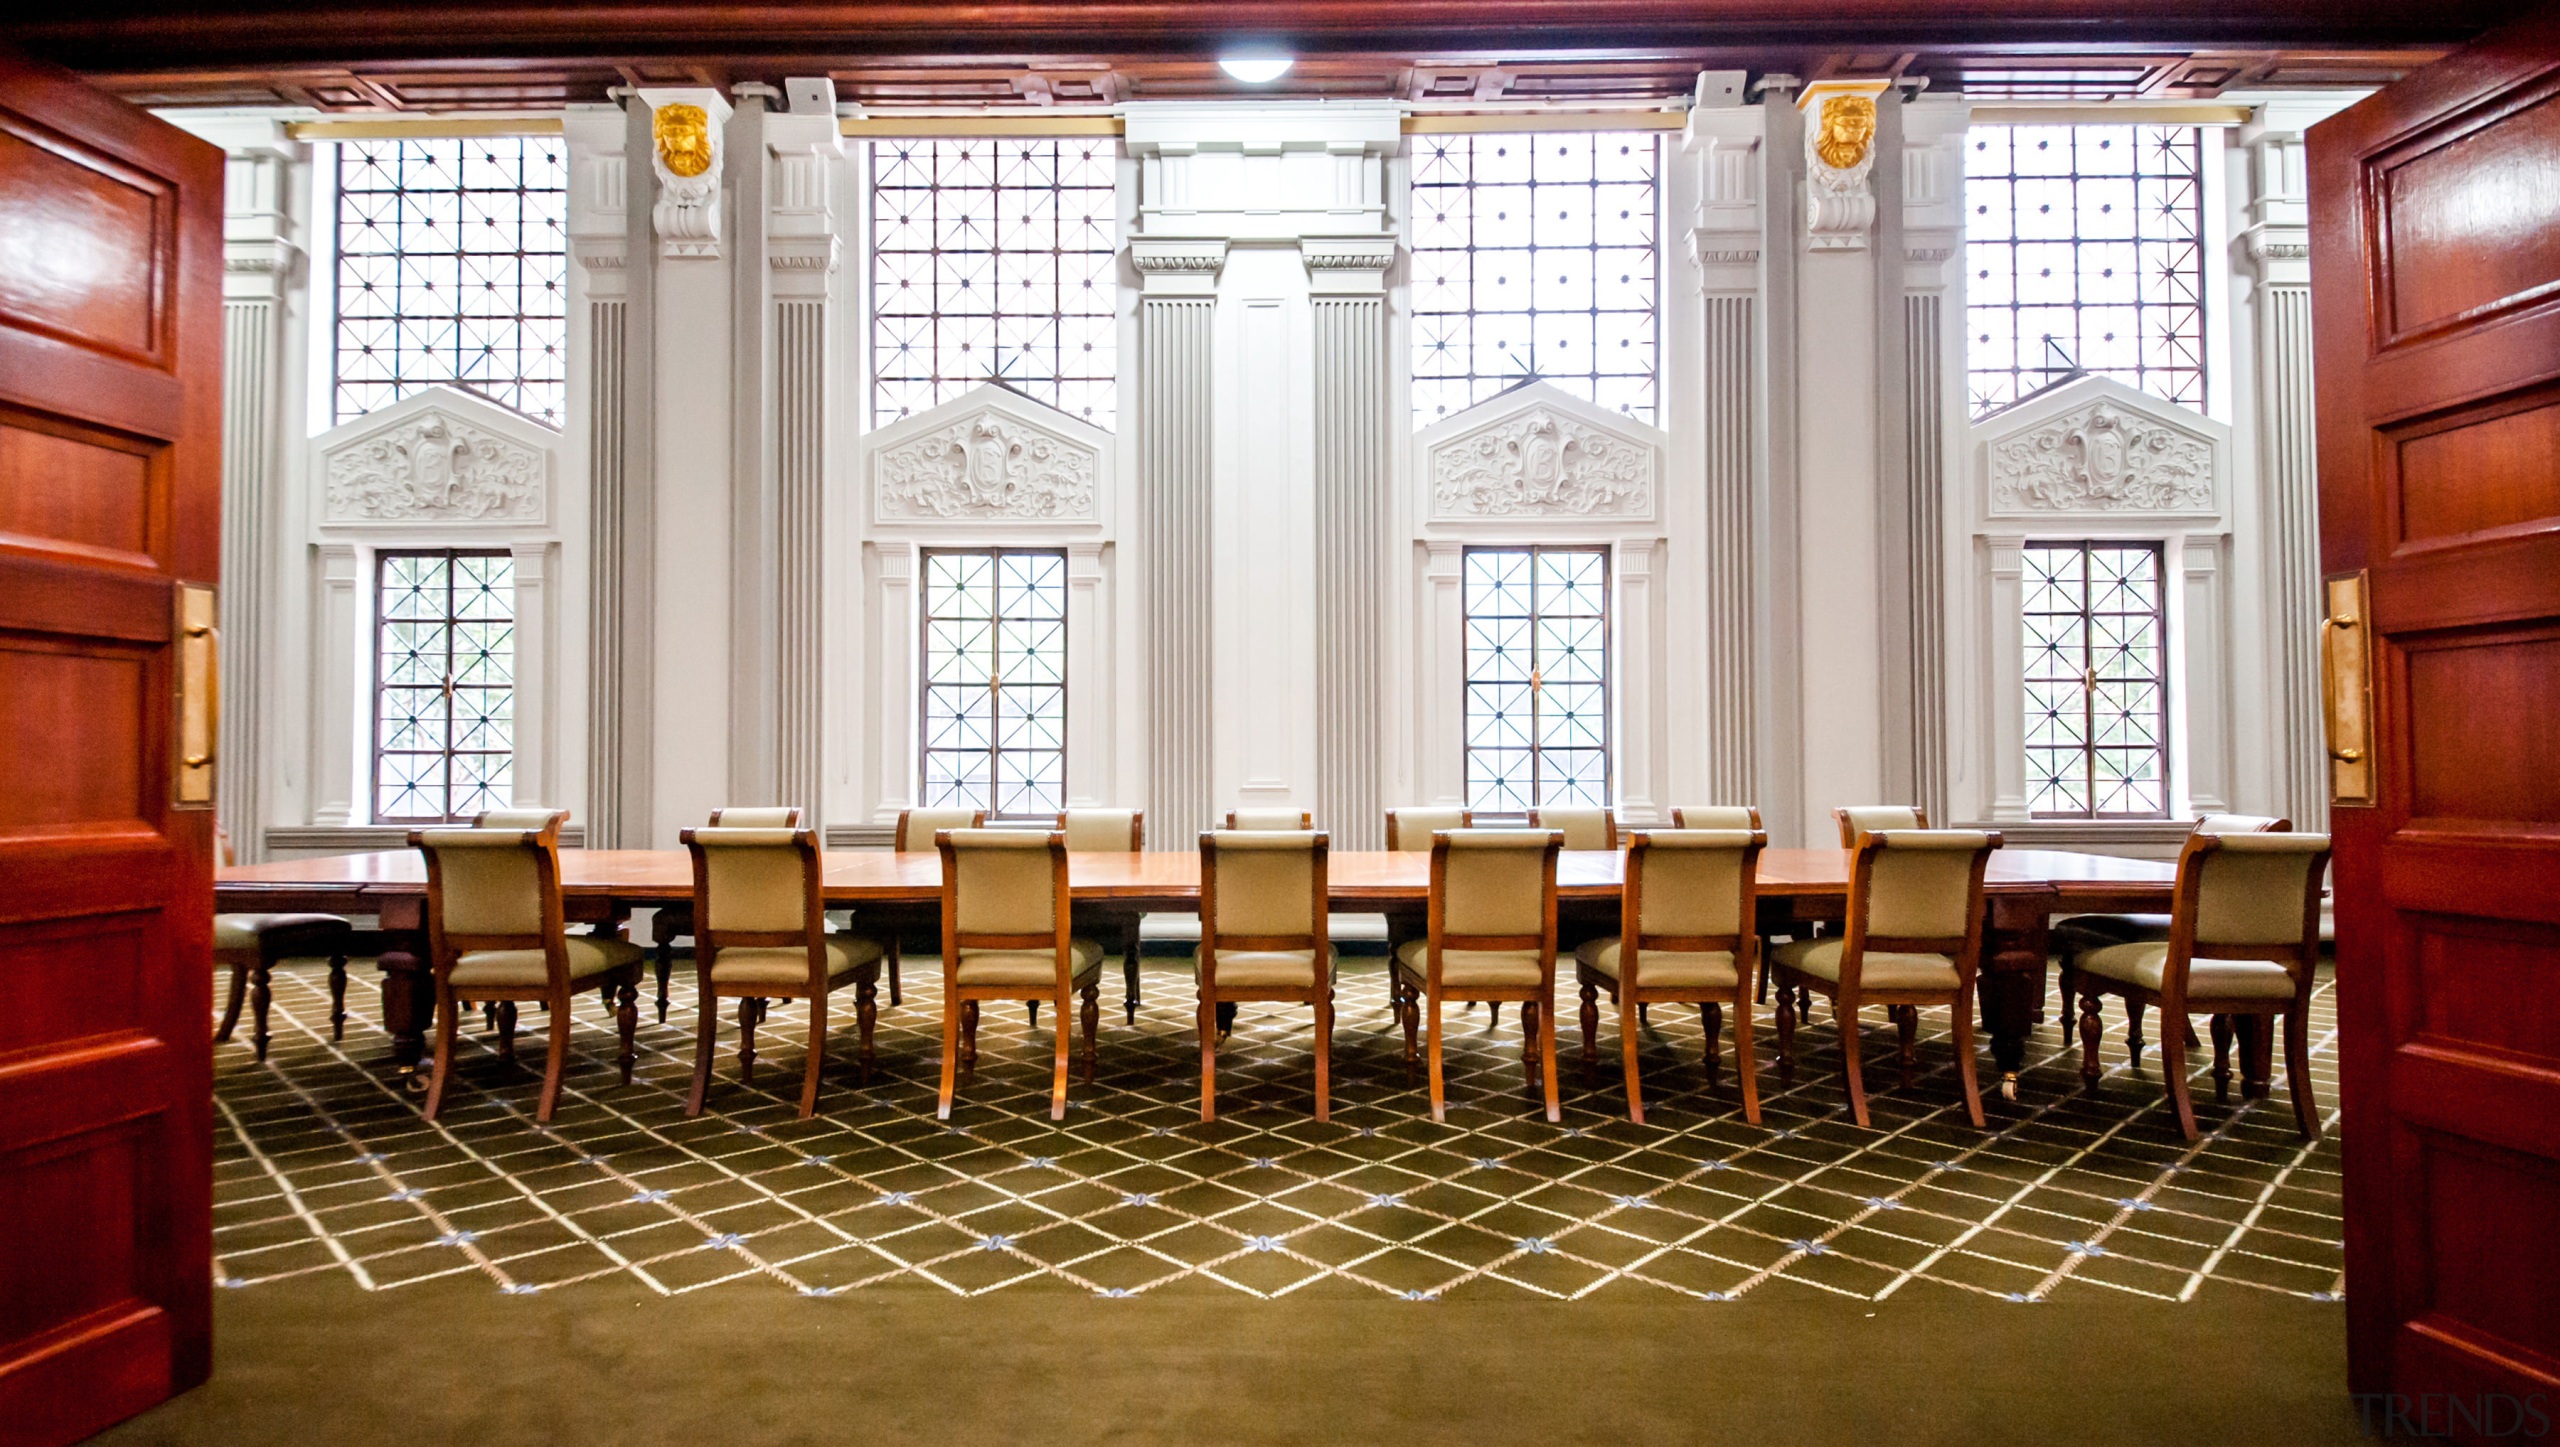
<box><xmin>2311</xmin><ymin>4</ymin><xmax>2560</xmax><ymax>1428</ymax></box>
<box><xmin>0</xmin><ymin>49</ymin><xmax>220</xmax><ymax>1447</ymax></box>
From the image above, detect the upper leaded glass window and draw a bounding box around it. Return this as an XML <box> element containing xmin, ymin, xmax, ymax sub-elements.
<box><xmin>1464</xmin><ymin>546</ymin><xmax>1611</xmax><ymax>813</ymax></box>
<box><xmin>921</xmin><ymin>549</ymin><xmax>1068</xmax><ymax>817</ymax></box>
<box><xmin>2023</xmin><ymin>542</ymin><xmax>2169</xmax><ymax>819</ymax></box>
<box><xmin>1965</xmin><ymin>126</ymin><xmax>2204</xmax><ymax>419</ymax></box>
<box><xmin>1412</xmin><ymin>133</ymin><xmax>1661</xmax><ymax>428</ymax></box>
<box><xmin>334</xmin><ymin>139</ymin><xmax>567</xmax><ymax>427</ymax></box>
<box><xmin>871</xmin><ymin>139</ymin><xmax>1118</xmax><ymax>430</ymax></box>
<box><xmin>375</xmin><ymin>551</ymin><xmax>515</xmax><ymax>824</ymax></box>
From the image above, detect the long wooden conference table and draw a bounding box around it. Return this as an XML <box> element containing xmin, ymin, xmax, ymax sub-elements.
<box><xmin>219</xmin><ymin>845</ymin><xmax>2177</xmax><ymax>1102</ymax></box>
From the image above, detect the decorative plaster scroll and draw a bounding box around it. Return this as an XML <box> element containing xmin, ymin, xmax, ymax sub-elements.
<box><xmin>1988</xmin><ymin>400</ymin><xmax>2214</xmax><ymax>513</ymax></box>
<box><xmin>325</xmin><ymin>410</ymin><xmax>545</xmax><ymax>522</ymax></box>
<box><xmin>1429</xmin><ymin>405</ymin><xmax>1653</xmax><ymax>519</ymax></box>
<box><xmin>873</xmin><ymin>408</ymin><xmax>1100</xmax><ymax>521</ymax></box>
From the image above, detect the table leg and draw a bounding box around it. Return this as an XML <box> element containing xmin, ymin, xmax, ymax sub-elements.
<box><xmin>376</xmin><ymin>931</ymin><xmax>434</xmax><ymax>1091</ymax></box>
<box><xmin>1978</xmin><ymin>896</ymin><xmax>2053</xmax><ymax>1103</ymax></box>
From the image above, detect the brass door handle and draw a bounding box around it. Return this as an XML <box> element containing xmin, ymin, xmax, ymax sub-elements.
<box><xmin>177</xmin><ymin>585</ymin><xmax>218</xmax><ymax>804</ymax></box>
<box><xmin>2320</xmin><ymin>573</ymin><xmax>2373</xmax><ymax>806</ymax></box>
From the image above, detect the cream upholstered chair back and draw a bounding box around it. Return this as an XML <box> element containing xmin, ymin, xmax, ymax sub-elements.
<box><xmin>1385</xmin><ymin>807</ymin><xmax>1469</xmax><ymax>851</ymax></box>
<box><xmin>1631</xmin><ymin>830</ymin><xmax>1763</xmax><ymax>939</ymax></box>
<box><xmin>2196</xmin><ymin>813</ymin><xmax>2285</xmax><ymax>836</ymax></box>
<box><xmin>2189</xmin><ymin>833</ymin><xmax>2331</xmax><ymax>950</ymax></box>
<box><xmin>683</xmin><ymin>828</ymin><xmax>819</xmax><ymax>937</ymax></box>
<box><xmin>1835</xmin><ymin>805</ymin><xmax>1927</xmax><ymax>847</ymax></box>
<box><xmin>940</xmin><ymin>828</ymin><xmax>1065</xmax><ymax>938</ymax></box>
<box><xmin>710</xmin><ymin>806</ymin><xmax>804</xmax><ymax>829</ymax></box>
<box><xmin>475</xmin><ymin>806</ymin><xmax>570</xmax><ymax>832</ymax></box>
<box><xmin>1201</xmin><ymin>831</ymin><xmax>1326</xmax><ymax>945</ymax></box>
<box><xmin>1670</xmin><ymin>806</ymin><xmax>1761</xmax><ymax>831</ymax></box>
<box><xmin>1855</xmin><ymin>830</ymin><xmax>1999</xmax><ymax>944</ymax></box>
<box><xmin>1529</xmin><ymin>806</ymin><xmax>1615</xmax><ymax>850</ymax></box>
<box><xmin>1226</xmin><ymin>808</ymin><xmax>1313</xmax><ymax>831</ymax></box>
<box><xmin>898</xmin><ymin>806</ymin><xmax>985</xmax><ymax>850</ymax></box>
<box><xmin>413</xmin><ymin>816</ymin><xmax>563</xmax><ymax>942</ymax></box>
<box><xmin>1062</xmin><ymin>808</ymin><xmax>1143</xmax><ymax>851</ymax></box>
<box><xmin>1435</xmin><ymin>829</ymin><xmax>1563</xmax><ymax>941</ymax></box>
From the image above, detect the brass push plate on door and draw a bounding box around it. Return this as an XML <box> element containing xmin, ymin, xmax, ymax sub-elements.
<box><xmin>176</xmin><ymin>583</ymin><xmax>218</xmax><ymax>807</ymax></box>
<box><xmin>2322</xmin><ymin>571</ymin><xmax>2374</xmax><ymax>807</ymax></box>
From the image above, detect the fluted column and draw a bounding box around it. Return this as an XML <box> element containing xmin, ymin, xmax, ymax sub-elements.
<box><xmin>1685</xmin><ymin>108</ymin><xmax>1764</xmax><ymax>809</ymax></box>
<box><xmin>1131</xmin><ymin>239</ymin><xmax>1225</xmax><ymax>843</ymax></box>
<box><xmin>1305</xmin><ymin>238</ymin><xmax>1395</xmax><ymax>849</ymax></box>
<box><xmin>1899</xmin><ymin>97</ymin><xmax>1970</xmax><ymax>826</ymax></box>
<box><xmin>727</xmin><ymin>88</ymin><xmax>779</xmax><ymax>806</ymax></box>
<box><xmin>566</xmin><ymin>104</ymin><xmax>652</xmax><ymax>845</ymax></box>
<box><xmin>211</xmin><ymin>125</ymin><xmax>302</xmax><ymax>860</ymax></box>
<box><xmin>768</xmin><ymin>107</ymin><xmax>842</xmax><ymax>829</ymax></box>
<box><xmin>2240</xmin><ymin>106</ymin><xmax>2325</xmax><ymax>831</ymax></box>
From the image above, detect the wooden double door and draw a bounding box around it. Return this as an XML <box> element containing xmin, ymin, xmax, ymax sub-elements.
<box><xmin>0</xmin><ymin>50</ymin><xmax>223</xmax><ymax>1446</ymax></box>
<box><xmin>2313</xmin><ymin>4</ymin><xmax>2560</xmax><ymax>1435</ymax></box>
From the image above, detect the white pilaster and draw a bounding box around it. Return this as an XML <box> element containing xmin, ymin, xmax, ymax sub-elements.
<box><xmin>312</xmin><ymin>542</ymin><xmax>360</xmax><ymax>826</ymax></box>
<box><xmin>1683</xmin><ymin>103</ymin><xmax>1763</xmax><ymax>810</ymax></box>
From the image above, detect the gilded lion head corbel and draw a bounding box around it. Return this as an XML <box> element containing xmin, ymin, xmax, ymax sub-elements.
<box><xmin>653</xmin><ymin>103</ymin><xmax>715</xmax><ymax>179</ymax></box>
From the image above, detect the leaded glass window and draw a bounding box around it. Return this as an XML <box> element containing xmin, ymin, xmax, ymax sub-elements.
<box><xmin>1411</xmin><ymin>133</ymin><xmax>1660</xmax><ymax>427</ymax></box>
<box><xmin>2023</xmin><ymin>542</ymin><xmax>2169</xmax><ymax>818</ymax></box>
<box><xmin>334</xmin><ymin>139</ymin><xmax>567</xmax><ymax>426</ymax></box>
<box><xmin>1464</xmin><ymin>546</ymin><xmax>1611</xmax><ymax>813</ymax></box>
<box><xmin>871</xmin><ymin>139</ymin><xmax>1118</xmax><ymax>430</ymax></box>
<box><xmin>374</xmin><ymin>551</ymin><xmax>515</xmax><ymax>823</ymax></box>
<box><xmin>921</xmin><ymin>549</ymin><xmax>1068</xmax><ymax>817</ymax></box>
<box><xmin>1965</xmin><ymin>126</ymin><xmax>2204</xmax><ymax>419</ymax></box>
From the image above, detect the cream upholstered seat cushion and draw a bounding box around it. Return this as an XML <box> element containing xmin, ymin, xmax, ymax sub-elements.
<box><xmin>214</xmin><ymin>913</ymin><xmax>347</xmax><ymax>951</ymax></box>
<box><xmin>450</xmin><ymin>935</ymin><xmax>644</xmax><ymax>989</ymax></box>
<box><xmin>954</xmin><ymin>938</ymin><xmax>1106</xmax><ymax>987</ymax></box>
<box><xmin>1574</xmin><ymin>938</ymin><xmax>1739</xmax><ymax>989</ymax></box>
<box><xmin>1393</xmin><ymin>938</ymin><xmax>1544</xmax><ymax>988</ymax></box>
<box><xmin>2073</xmin><ymin>941</ymin><xmax>2299</xmax><ymax>1001</ymax></box>
<box><xmin>708</xmin><ymin>935</ymin><xmax>885</xmax><ymax>988</ymax></box>
<box><xmin>1192</xmin><ymin>946</ymin><xmax>1334</xmax><ymax>988</ymax></box>
<box><xmin>1769</xmin><ymin>937</ymin><xmax>1958</xmax><ymax>991</ymax></box>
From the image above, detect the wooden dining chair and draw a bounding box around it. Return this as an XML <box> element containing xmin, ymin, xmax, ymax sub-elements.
<box><xmin>1226</xmin><ymin>808</ymin><xmax>1314</xmax><ymax>831</ymax></box>
<box><xmin>1769</xmin><ymin>828</ymin><xmax>2001</xmax><ymax>1128</ymax></box>
<box><xmin>1834</xmin><ymin>805</ymin><xmax>1928</xmax><ymax>844</ymax></box>
<box><xmin>2064</xmin><ymin>831</ymin><xmax>2331</xmax><ymax>1140</ymax></box>
<box><xmin>1575</xmin><ymin>827</ymin><xmax>1767</xmax><ymax>1124</ymax></box>
<box><xmin>213</xmin><ymin>825</ymin><xmax>354</xmax><ymax>1060</ymax></box>
<box><xmin>681</xmin><ymin>825</ymin><xmax>885</xmax><ymax>1118</ymax></box>
<box><xmin>1529</xmin><ymin>806</ymin><xmax>1616</xmax><ymax>851</ymax></box>
<box><xmin>1385</xmin><ymin>807</ymin><xmax>1471</xmax><ymax>851</ymax></box>
<box><xmin>1195</xmin><ymin>829</ymin><xmax>1334</xmax><ymax>1122</ymax></box>
<box><xmin>1671</xmin><ymin>806</ymin><xmax>1762</xmax><ymax>831</ymax></box>
<box><xmin>649</xmin><ymin>806</ymin><xmax>803</xmax><ymax>1022</ymax></box>
<box><xmin>2053</xmin><ymin>813</ymin><xmax>2289</xmax><ymax>1050</ymax></box>
<box><xmin>935</xmin><ymin>828</ymin><xmax>1109</xmax><ymax>1120</ymax></box>
<box><xmin>1391</xmin><ymin>829</ymin><xmax>1566</xmax><ymax>1123</ymax></box>
<box><xmin>1061</xmin><ymin>809</ymin><xmax>1149</xmax><ymax>1023</ymax></box>
<box><xmin>412</xmin><ymin>810</ymin><xmax>644</xmax><ymax>1122</ymax></box>
<box><xmin>889</xmin><ymin>807</ymin><xmax>985</xmax><ymax>1006</ymax></box>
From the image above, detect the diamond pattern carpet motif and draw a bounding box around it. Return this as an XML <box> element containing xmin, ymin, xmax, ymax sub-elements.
<box><xmin>214</xmin><ymin>954</ymin><xmax>2341</xmax><ymax>1303</ymax></box>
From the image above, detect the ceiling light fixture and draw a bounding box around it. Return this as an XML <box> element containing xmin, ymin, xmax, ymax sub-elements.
<box><xmin>1218</xmin><ymin>52</ymin><xmax>1294</xmax><ymax>84</ymax></box>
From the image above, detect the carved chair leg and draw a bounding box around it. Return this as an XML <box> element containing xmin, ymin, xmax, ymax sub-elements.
<box><xmin>856</xmin><ymin>973</ymin><xmax>878</xmax><ymax>1084</ymax></box>
<box><xmin>1216</xmin><ymin>1000</ymin><xmax>1237</xmax><ymax>1040</ymax></box>
<box><xmin>616</xmin><ymin>978</ymin><xmax>638</xmax><ymax>1087</ymax></box>
<box><xmin>739</xmin><ymin>997</ymin><xmax>761</xmax><ymax>1086</ymax></box>
<box><xmin>800</xmin><ymin>992</ymin><xmax>827</xmax><ymax>1120</ymax></box>
<box><xmin>215</xmin><ymin>959</ymin><xmax>248</xmax><ymax>1043</ymax></box>
<box><xmin>1048</xmin><ymin>985</ymin><xmax>1073</xmax><ymax>1121</ymax></box>
<box><xmin>1703</xmin><ymin>1002</ymin><xmax>1723</xmax><ymax>1093</ymax></box>
<box><xmin>1620</xmin><ymin>993</ymin><xmax>1645</xmax><ymax>1125</ymax></box>
<box><xmin>1080</xmin><ymin>978</ymin><xmax>1099</xmax><ymax>1084</ymax></box>
<box><xmin>1199</xmin><ymin>999</ymin><xmax>1218</xmax><ymax>1124</ymax></box>
<box><xmin>2210</xmin><ymin>1013</ymin><xmax>2234</xmax><ymax>1102</ymax></box>
<box><xmin>1520</xmin><ymin>999</ymin><xmax>1543</xmax><ymax>1093</ymax></box>
<box><xmin>1124</xmin><ymin>926</ymin><xmax>1143</xmax><ymax>1024</ymax></box>
<box><xmin>496</xmin><ymin>1000</ymin><xmax>518</xmax><ymax>1065</ymax></box>
<box><xmin>1426</xmin><ymin>994</ymin><xmax>1448</xmax><ymax>1123</ymax></box>
<box><xmin>654</xmin><ymin>941</ymin><xmax>672</xmax><ymax>1024</ymax></box>
<box><xmin>1733</xmin><ymin>996</ymin><xmax>1762</xmax><ymax>1126</ymax></box>
<box><xmin>935</xmin><ymin>991</ymin><xmax>962</xmax><ymax>1120</ymax></box>
<box><xmin>686</xmin><ymin>981</ymin><xmax>718</xmax><ymax>1116</ymax></box>
<box><xmin>1578</xmin><ymin>977</ymin><xmax>1599</xmax><ymax>1084</ymax></box>
<box><xmin>961</xmin><ymin>999</ymin><xmax>980</xmax><ymax>1079</ymax></box>
<box><xmin>535</xmin><ymin>994</ymin><xmax>574</xmax><ymax>1124</ymax></box>
<box><xmin>1950</xmin><ymin>983</ymin><xmax>1986</xmax><ymax>1128</ymax></box>
<box><xmin>2057</xmin><ymin>964</ymin><xmax>2079</xmax><ymax>1046</ymax></box>
<box><xmin>1313</xmin><ymin>994</ymin><xmax>1333</xmax><ymax>1124</ymax></box>
<box><xmin>2161</xmin><ymin>1015</ymin><xmax>2199</xmax><ymax>1142</ymax></box>
<box><xmin>251</xmin><ymin>959</ymin><xmax>275</xmax><ymax>1062</ymax></box>
<box><xmin>1839</xmin><ymin>1004</ymin><xmax>1871</xmax><ymax>1129</ymax></box>
<box><xmin>2283</xmin><ymin>1005</ymin><xmax>2320</xmax><ymax>1137</ymax></box>
<box><xmin>329</xmin><ymin>955</ymin><xmax>350</xmax><ymax>1041</ymax></box>
<box><xmin>1894</xmin><ymin>1004</ymin><xmax>1917</xmax><ymax>1092</ymax></box>
<box><xmin>2079</xmin><ymin>991</ymin><xmax>2105</xmax><ymax>1090</ymax></box>
<box><xmin>424</xmin><ymin>984</ymin><xmax>461</xmax><ymax>1121</ymax></box>
<box><xmin>887</xmin><ymin>941</ymin><xmax>903</xmax><ymax>1008</ymax></box>
<box><xmin>1774</xmin><ymin>975</ymin><xmax>1797</xmax><ymax>1083</ymax></box>
<box><xmin>1537</xmin><ymin>989</ymin><xmax>1561</xmax><ymax>1124</ymax></box>
<box><xmin>1399</xmin><ymin>973</ymin><xmax>1420</xmax><ymax>1084</ymax></box>
<box><xmin>2126</xmin><ymin>999</ymin><xmax>2148</xmax><ymax>1068</ymax></box>
<box><xmin>2243</xmin><ymin>1016</ymin><xmax>2274</xmax><ymax>1099</ymax></box>
<box><xmin>1027</xmin><ymin>999</ymin><xmax>1039</xmax><ymax>1028</ymax></box>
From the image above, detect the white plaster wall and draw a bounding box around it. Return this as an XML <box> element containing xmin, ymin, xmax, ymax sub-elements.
<box><xmin>650</xmin><ymin>250</ymin><xmax>733</xmax><ymax>841</ymax></box>
<box><xmin>1795</xmin><ymin>247</ymin><xmax>1885</xmax><ymax>817</ymax></box>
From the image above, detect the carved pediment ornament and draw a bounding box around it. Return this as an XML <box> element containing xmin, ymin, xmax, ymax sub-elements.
<box><xmin>876</xmin><ymin>410</ymin><xmax>1099</xmax><ymax>521</ymax></box>
<box><xmin>1431</xmin><ymin>406</ymin><xmax>1652</xmax><ymax>518</ymax></box>
<box><xmin>1989</xmin><ymin>402</ymin><xmax>2214</xmax><ymax>513</ymax></box>
<box><xmin>326</xmin><ymin>411</ymin><xmax>544</xmax><ymax>522</ymax></box>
